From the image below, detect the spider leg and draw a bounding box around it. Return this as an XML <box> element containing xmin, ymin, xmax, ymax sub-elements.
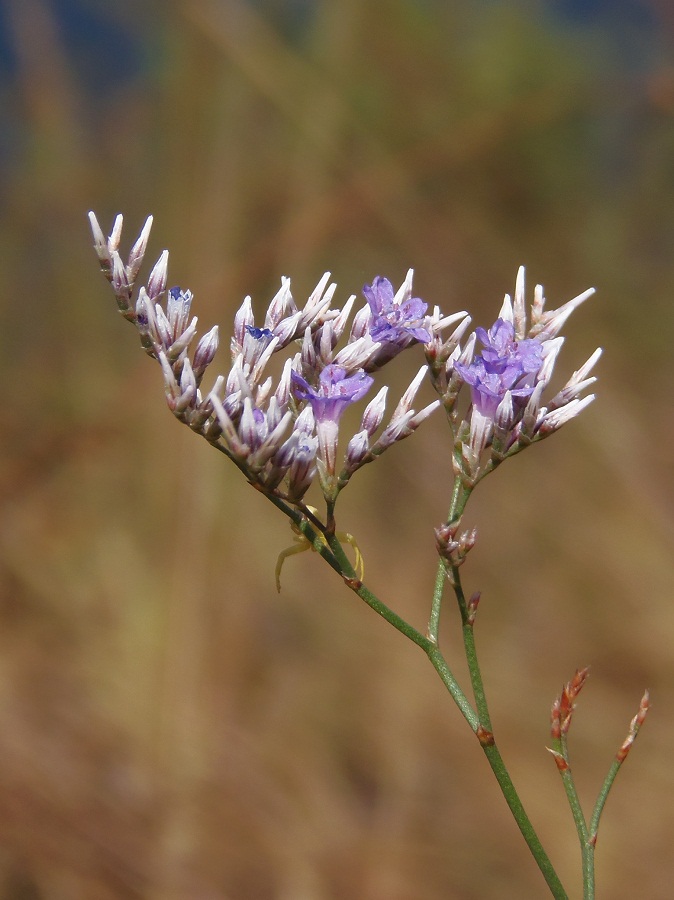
<box><xmin>336</xmin><ymin>532</ymin><xmax>364</xmax><ymax>581</ymax></box>
<box><xmin>275</xmin><ymin>539</ymin><xmax>312</xmax><ymax>593</ymax></box>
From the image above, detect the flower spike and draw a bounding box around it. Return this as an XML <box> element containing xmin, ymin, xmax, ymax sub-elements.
<box><xmin>440</xmin><ymin>267</ymin><xmax>600</xmax><ymax>480</ymax></box>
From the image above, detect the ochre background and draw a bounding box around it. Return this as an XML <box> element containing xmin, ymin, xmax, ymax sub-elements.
<box><xmin>0</xmin><ymin>1</ymin><xmax>673</xmax><ymax>897</ymax></box>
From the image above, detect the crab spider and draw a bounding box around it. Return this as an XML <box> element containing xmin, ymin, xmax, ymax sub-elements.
<box><xmin>275</xmin><ymin>507</ymin><xmax>364</xmax><ymax>592</ymax></box>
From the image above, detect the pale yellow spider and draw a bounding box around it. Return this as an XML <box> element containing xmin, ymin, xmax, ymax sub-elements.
<box><xmin>275</xmin><ymin>506</ymin><xmax>364</xmax><ymax>592</ymax></box>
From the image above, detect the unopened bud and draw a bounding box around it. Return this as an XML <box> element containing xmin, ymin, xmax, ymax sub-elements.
<box><xmin>361</xmin><ymin>386</ymin><xmax>388</xmax><ymax>436</ymax></box>
<box><xmin>547</xmin><ymin>747</ymin><xmax>570</xmax><ymax>773</ymax></box>
<box><xmin>146</xmin><ymin>250</ymin><xmax>169</xmax><ymax>301</ymax></box>
<box><xmin>616</xmin><ymin>689</ymin><xmax>650</xmax><ymax>764</ymax></box>
<box><xmin>466</xmin><ymin>591</ymin><xmax>481</xmax><ymax>626</ymax></box>
<box><xmin>193</xmin><ymin>325</ymin><xmax>220</xmax><ymax>379</ymax></box>
<box><xmin>126</xmin><ymin>215</ymin><xmax>154</xmax><ymax>283</ymax></box>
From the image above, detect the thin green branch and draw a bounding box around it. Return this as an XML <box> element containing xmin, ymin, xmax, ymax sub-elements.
<box><xmin>590</xmin><ymin>757</ymin><xmax>621</xmax><ymax>841</ymax></box>
<box><xmin>264</xmin><ymin>490</ymin><xmax>567</xmax><ymax>898</ymax></box>
<box><xmin>550</xmin><ymin>735</ymin><xmax>594</xmax><ymax>900</ymax></box>
<box><xmin>427</xmin><ymin>562</ymin><xmax>446</xmax><ymax>644</ymax></box>
<box><xmin>325</xmin><ymin>532</ymin><xmax>432</xmax><ymax>651</ymax></box>
<box><xmin>453</xmin><ymin>573</ymin><xmax>492</xmax><ymax>730</ymax></box>
<box><xmin>427</xmin><ymin>476</ymin><xmax>470</xmax><ymax>642</ymax></box>
<box><xmin>481</xmin><ymin>740</ymin><xmax>570</xmax><ymax>900</ymax></box>
<box><xmin>590</xmin><ymin>690</ymin><xmax>649</xmax><ymax>842</ymax></box>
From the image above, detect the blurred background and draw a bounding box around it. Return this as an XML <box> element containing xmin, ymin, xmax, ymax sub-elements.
<box><xmin>0</xmin><ymin>0</ymin><xmax>673</xmax><ymax>897</ymax></box>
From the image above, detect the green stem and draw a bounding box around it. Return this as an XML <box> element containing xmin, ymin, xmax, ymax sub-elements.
<box><xmin>553</xmin><ymin>735</ymin><xmax>594</xmax><ymax>900</ymax></box>
<box><xmin>425</xmin><ymin>645</ymin><xmax>480</xmax><ymax>730</ymax></box>
<box><xmin>427</xmin><ymin>561</ymin><xmax>446</xmax><ymax>645</ymax></box>
<box><xmin>437</xmin><ymin>476</ymin><xmax>566</xmax><ymax>896</ymax></box>
<box><xmin>453</xmin><ymin>575</ymin><xmax>492</xmax><ymax>728</ymax></box>
<box><xmin>427</xmin><ymin>476</ymin><xmax>471</xmax><ymax>643</ymax></box>
<box><xmin>590</xmin><ymin>757</ymin><xmax>621</xmax><ymax>840</ymax></box>
<box><xmin>331</xmin><ymin>537</ymin><xmax>567</xmax><ymax>898</ymax></box>
<box><xmin>326</xmin><ymin>533</ymin><xmax>433</xmax><ymax>651</ymax></box>
<box><xmin>480</xmin><ymin>740</ymin><xmax>569</xmax><ymax>899</ymax></box>
<box><xmin>264</xmin><ymin>492</ymin><xmax>346</xmax><ymax>578</ymax></box>
<box><xmin>450</xmin><ymin>569</ymin><xmax>566</xmax><ymax>896</ymax></box>
<box><xmin>267</xmin><ymin>493</ymin><xmax>567</xmax><ymax>898</ymax></box>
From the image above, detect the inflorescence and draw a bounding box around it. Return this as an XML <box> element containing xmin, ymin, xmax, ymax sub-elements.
<box><xmin>89</xmin><ymin>212</ymin><xmax>601</xmax><ymax>511</ymax></box>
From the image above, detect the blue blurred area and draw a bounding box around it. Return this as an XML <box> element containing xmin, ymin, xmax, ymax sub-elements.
<box><xmin>0</xmin><ymin>0</ymin><xmax>662</xmax><ymax>86</ymax></box>
<box><xmin>555</xmin><ymin>0</ymin><xmax>653</xmax><ymax>23</ymax></box>
<box><xmin>0</xmin><ymin>0</ymin><xmax>146</xmax><ymax>86</ymax></box>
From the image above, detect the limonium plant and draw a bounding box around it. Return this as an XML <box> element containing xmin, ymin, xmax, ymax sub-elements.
<box><xmin>89</xmin><ymin>212</ymin><xmax>648</xmax><ymax>899</ymax></box>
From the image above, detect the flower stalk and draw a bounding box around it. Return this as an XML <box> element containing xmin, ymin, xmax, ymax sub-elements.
<box><xmin>88</xmin><ymin>212</ymin><xmax>648</xmax><ymax>900</ymax></box>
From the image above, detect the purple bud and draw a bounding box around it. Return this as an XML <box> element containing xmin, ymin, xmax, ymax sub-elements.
<box><xmin>294</xmin><ymin>273</ymin><xmax>335</xmax><ymax>334</ymax></box>
<box><xmin>88</xmin><ymin>211</ymin><xmax>110</xmax><ymax>265</ymax></box>
<box><xmin>265</xmin><ymin>277</ymin><xmax>296</xmax><ymax>329</ymax></box>
<box><xmin>361</xmin><ymin>386</ymin><xmax>388</xmax><ymax>436</ymax></box>
<box><xmin>106</xmin><ymin>214</ymin><xmax>123</xmax><ymax>253</ymax></box>
<box><xmin>346</xmin><ymin>429</ymin><xmax>370</xmax><ymax>469</ymax></box>
<box><xmin>272</xmin><ymin>312</ymin><xmax>301</xmax><ymax>346</ymax></box>
<box><xmin>127</xmin><ymin>215</ymin><xmax>154</xmax><ymax>283</ymax></box>
<box><xmin>513</xmin><ymin>265</ymin><xmax>526</xmax><ymax>340</ymax></box>
<box><xmin>175</xmin><ymin>359</ymin><xmax>197</xmax><ymax>413</ymax></box>
<box><xmin>166</xmin><ymin>287</ymin><xmax>194</xmax><ymax>338</ymax></box>
<box><xmin>193</xmin><ymin>325</ymin><xmax>220</xmax><ymax>377</ymax></box>
<box><xmin>330</xmin><ymin>295</ymin><xmax>356</xmax><ymax>342</ymax></box>
<box><xmin>349</xmin><ymin>304</ymin><xmax>372</xmax><ymax>341</ymax></box>
<box><xmin>539</xmin><ymin>395</ymin><xmax>595</xmax><ymax>433</ymax></box>
<box><xmin>274</xmin><ymin>359</ymin><xmax>294</xmax><ymax>409</ymax></box>
<box><xmin>111</xmin><ymin>254</ymin><xmax>129</xmax><ymax>296</ymax></box>
<box><xmin>147</xmin><ymin>250</ymin><xmax>169</xmax><ymax>301</ymax></box>
<box><xmin>234</xmin><ymin>296</ymin><xmax>254</xmax><ymax>345</ymax></box>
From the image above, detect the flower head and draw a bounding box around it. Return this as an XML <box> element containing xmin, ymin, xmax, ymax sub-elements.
<box><xmin>449</xmin><ymin>269</ymin><xmax>600</xmax><ymax>477</ymax></box>
<box><xmin>363</xmin><ymin>273</ymin><xmax>431</xmax><ymax>346</ymax></box>
<box><xmin>88</xmin><ymin>211</ymin><xmax>474</xmax><ymax>504</ymax></box>
<box><xmin>475</xmin><ymin>319</ymin><xmax>543</xmax><ymax>376</ymax></box>
<box><xmin>455</xmin><ymin>357</ymin><xmax>535</xmax><ymax>420</ymax></box>
<box><xmin>290</xmin><ymin>365</ymin><xmax>374</xmax><ymax>492</ymax></box>
<box><xmin>455</xmin><ymin>318</ymin><xmax>543</xmax><ymax>418</ymax></box>
<box><xmin>291</xmin><ymin>364</ymin><xmax>374</xmax><ymax>423</ymax></box>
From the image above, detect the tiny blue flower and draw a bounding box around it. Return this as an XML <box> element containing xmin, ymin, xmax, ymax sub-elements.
<box><xmin>245</xmin><ymin>324</ymin><xmax>275</xmax><ymax>341</ymax></box>
<box><xmin>363</xmin><ymin>276</ymin><xmax>431</xmax><ymax>345</ymax></box>
<box><xmin>476</xmin><ymin>319</ymin><xmax>543</xmax><ymax>376</ymax></box>
<box><xmin>292</xmin><ymin>364</ymin><xmax>374</xmax><ymax>423</ymax></box>
<box><xmin>456</xmin><ymin>358</ymin><xmax>535</xmax><ymax>419</ymax></box>
<box><xmin>456</xmin><ymin>318</ymin><xmax>544</xmax><ymax>418</ymax></box>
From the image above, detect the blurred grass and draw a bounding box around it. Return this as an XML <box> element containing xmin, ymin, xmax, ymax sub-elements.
<box><xmin>1</xmin><ymin>0</ymin><xmax>673</xmax><ymax>897</ymax></box>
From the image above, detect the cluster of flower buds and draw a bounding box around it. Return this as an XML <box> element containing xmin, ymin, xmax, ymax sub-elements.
<box><xmin>90</xmin><ymin>214</ymin><xmax>600</xmax><ymax>507</ymax></box>
<box><xmin>89</xmin><ymin>214</ymin><xmax>462</xmax><ymax>507</ymax></box>
<box><xmin>434</xmin><ymin>521</ymin><xmax>478</xmax><ymax>585</ymax></box>
<box><xmin>427</xmin><ymin>267</ymin><xmax>600</xmax><ymax>483</ymax></box>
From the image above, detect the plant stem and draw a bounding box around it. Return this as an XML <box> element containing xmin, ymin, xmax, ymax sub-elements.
<box><xmin>326</xmin><ymin>533</ymin><xmax>432</xmax><ymax>651</ymax></box>
<box><xmin>427</xmin><ymin>476</ymin><xmax>471</xmax><ymax>643</ymax></box>
<box><xmin>437</xmin><ymin>475</ymin><xmax>567</xmax><ymax>897</ymax></box>
<box><xmin>554</xmin><ymin>735</ymin><xmax>593</xmax><ymax>899</ymax></box>
<box><xmin>272</xmin><ymin>496</ymin><xmax>568</xmax><ymax>898</ymax></box>
<box><xmin>479</xmin><ymin>741</ymin><xmax>570</xmax><ymax>900</ymax></box>
<box><xmin>453</xmin><ymin>574</ymin><xmax>492</xmax><ymax>728</ymax></box>
<box><xmin>446</xmin><ymin>569</ymin><xmax>567</xmax><ymax>896</ymax></box>
<box><xmin>333</xmin><ymin>536</ymin><xmax>568</xmax><ymax>897</ymax></box>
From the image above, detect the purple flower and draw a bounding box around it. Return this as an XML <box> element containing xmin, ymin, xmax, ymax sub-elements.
<box><xmin>363</xmin><ymin>275</ymin><xmax>431</xmax><ymax>345</ymax></box>
<box><xmin>245</xmin><ymin>324</ymin><xmax>274</xmax><ymax>342</ymax></box>
<box><xmin>456</xmin><ymin>318</ymin><xmax>544</xmax><ymax>418</ymax></box>
<box><xmin>455</xmin><ymin>357</ymin><xmax>535</xmax><ymax>419</ymax></box>
<box><xmin>476</xmin><ymin>319</ymin><xmax>543</xmax><ymax>376</ymax></box>
<box><xmin>292</xmin><ymin>364</ymin><xmax>374</xmax><ymax>423</ymax></box>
